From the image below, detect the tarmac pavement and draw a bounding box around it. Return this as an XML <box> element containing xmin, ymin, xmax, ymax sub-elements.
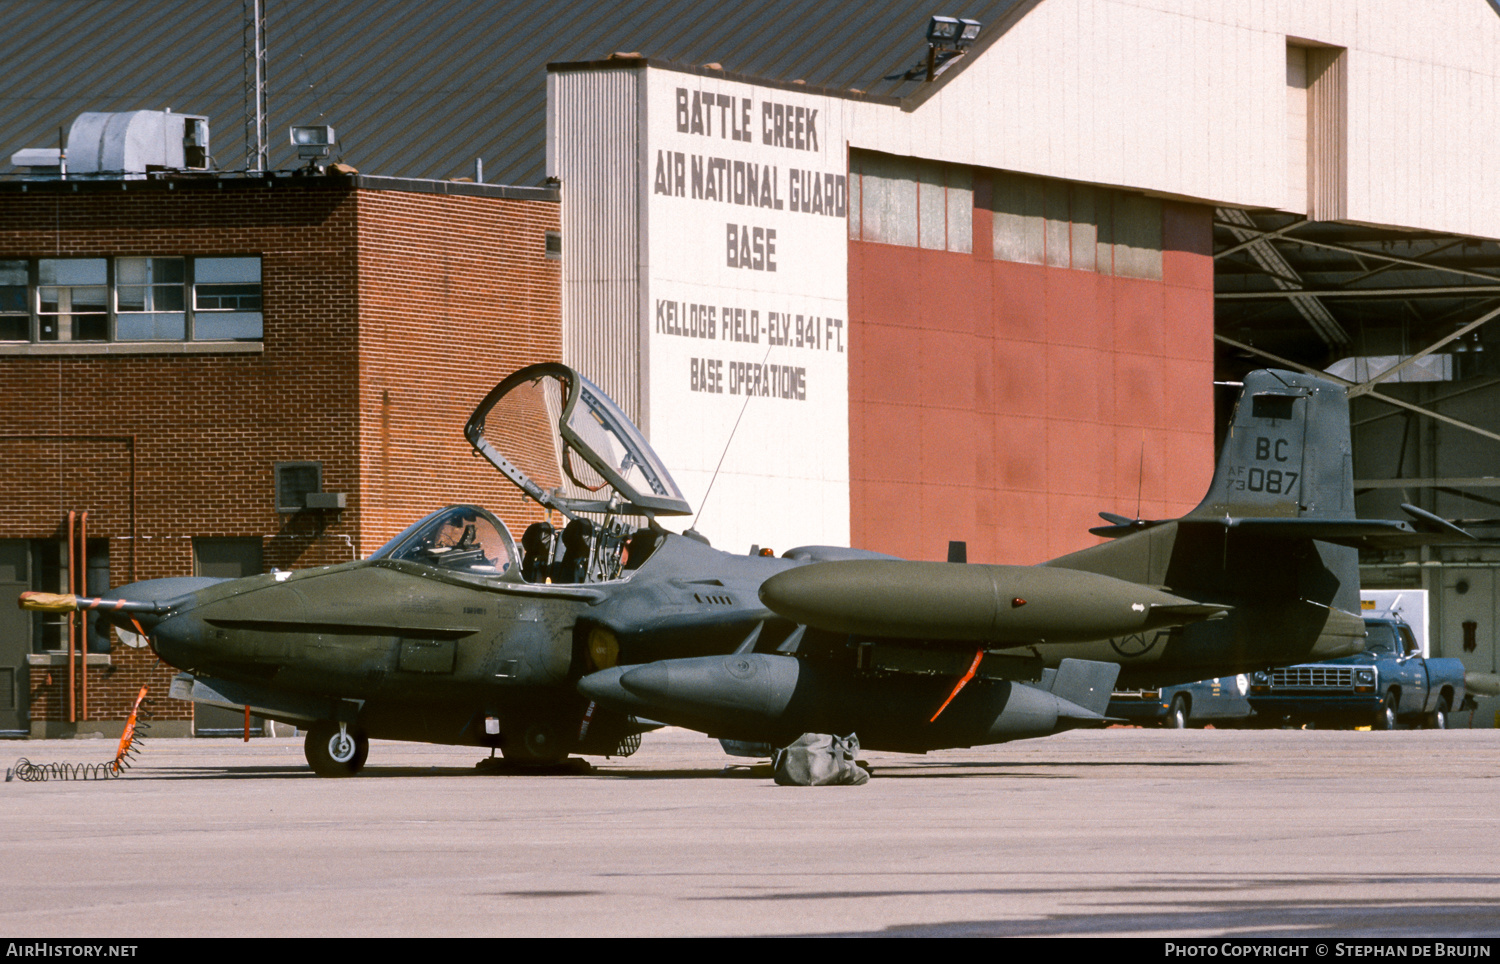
<box><xmin>2</xmin><ymin>726</ymin><xmax>1498</xmax><ymax>937</ymax></box>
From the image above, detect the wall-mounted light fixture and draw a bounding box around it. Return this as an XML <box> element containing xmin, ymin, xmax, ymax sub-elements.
<box><xmin>923</xmin><ymin>17</ymin><xmax>982</xmax><ymax>81</ymax></box>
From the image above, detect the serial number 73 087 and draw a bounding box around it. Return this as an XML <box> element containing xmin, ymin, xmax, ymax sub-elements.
<box><xmin>1223</xmin><ymin>465</ymin><xmax>1299</xmax><ymax>494</ymax></box>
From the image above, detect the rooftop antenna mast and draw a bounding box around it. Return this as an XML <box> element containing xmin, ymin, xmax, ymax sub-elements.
<box><xmin>244</xmin><ymin>0</ymin><xmax>268</xmax><ymax>172</ymax></box>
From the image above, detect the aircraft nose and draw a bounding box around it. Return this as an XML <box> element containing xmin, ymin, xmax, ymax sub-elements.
<box><xmin>150</xmin><ymin>613</ymin><xmax>208</xmax><ymax>670</ymax></box>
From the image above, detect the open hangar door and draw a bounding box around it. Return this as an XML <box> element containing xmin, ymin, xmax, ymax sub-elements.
<box><xmin>1211</xmin><ymin>211</ymin><xmax>1500</xmax><ymax>724</ymax></box>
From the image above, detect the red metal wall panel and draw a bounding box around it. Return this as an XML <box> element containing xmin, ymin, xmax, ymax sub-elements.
<box><xmin>848</xmin><ymin>200</ymin><xmax>1215</xmax><ymax>565</ymax></box>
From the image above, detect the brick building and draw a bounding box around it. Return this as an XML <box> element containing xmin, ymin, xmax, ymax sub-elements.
<box><xmin>0</xmin><ymin>173</ymin><xmax>560</xmax><ymax>736</ymax></box>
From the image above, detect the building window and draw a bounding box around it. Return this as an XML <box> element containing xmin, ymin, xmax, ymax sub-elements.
<box><xmin>0</xmin><ymin>261</ymin><xmax>27</xmax><ymax>341</ymax></box>
<box><xmin>275</xmin><ymin>462</ymin><xmax>322</xmax><ymax>513</ymax></box>
<box><xmin>194</xmin><ymin>257</ymin><xmax>263</xmax><ymax>339</ymax></box>
<box><xmin>38</xmin><ymin>259</ymin><xmax>109</xmax><ymax>341</ymax></box>
<box><xmin>0</xmin><ymin>255</ymin><xmax>262</xmax><ymax>344</ymax></box>
<box><xmin>116</xmin><ymin>257</ymin><xmax>186</xmax><ymax>340</ymax></box>
<box><xmin>850</xmin><ymin>152</ymin><xmax>1163</xmax><ymax>280</ymax></box>
<box><xmin>849</xmin><ymin>151</ymin><xmax>972</xmax><ymax>254</ymax></box>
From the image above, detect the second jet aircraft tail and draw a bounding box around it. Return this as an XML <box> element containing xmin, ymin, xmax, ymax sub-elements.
<box><xmin>1047</xmin><ymin>369</ymin><xmax>1469</xmax><ymax>683</ymax></box>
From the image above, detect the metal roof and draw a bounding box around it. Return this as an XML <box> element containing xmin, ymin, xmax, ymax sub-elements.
<box><xmin>0</xmin><ymin>0</ymin><xmax>1022</xmax><ymax>186</ymax></box>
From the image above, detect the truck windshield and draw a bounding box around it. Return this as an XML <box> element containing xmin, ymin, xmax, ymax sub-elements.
<box><xmin>1363</xmin><ymin>623</ymin><xmax>1399</xmax><ymax>656</ymax></box>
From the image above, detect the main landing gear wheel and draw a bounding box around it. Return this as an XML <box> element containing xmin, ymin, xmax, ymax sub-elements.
<box><xmin>1167</xmin><ymin>695</ymin><xmax>1189</xmax><ymax>729</ymax></box>
<box><xmin>305</xmin><ymin>721</ymin><xmax>369</xmax><ymax>777</ymax></box>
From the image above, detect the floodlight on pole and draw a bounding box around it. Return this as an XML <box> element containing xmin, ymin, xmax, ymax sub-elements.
<box><xmin>291</xmin><ymin>125</ymin><xmax>336</xmax><ymax>159</ymax></box>
<box><xmin>923</xmin><ymin>16</ymin><xmax>983</xmax><ymax>81</ymax></box>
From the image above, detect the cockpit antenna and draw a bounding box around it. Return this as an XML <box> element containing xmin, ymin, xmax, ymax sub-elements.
<box><xmin>692</xmin><ymin>344</ymin><xmax>773</xmax><ymax>533</ymax></box>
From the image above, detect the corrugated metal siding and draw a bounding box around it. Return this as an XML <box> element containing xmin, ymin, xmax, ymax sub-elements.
<box><xmin>552</xmin><ymin>67</ymin><xmax>644</xmax><ymax>426</ymax></box>
<box><xmin>1286</xmin><ymin>45</ymin><xmax>1309</xmax><ymax>214</ymax></box>
<box><xmin>0</xmin><ymin>0</ymin><xmax>1021</xmax><ymax>185</ymax></box>
<box><xmin>1306</xmin><ymin>46</ymin><xmax>1347</xmax><ymax>223</ymax></box>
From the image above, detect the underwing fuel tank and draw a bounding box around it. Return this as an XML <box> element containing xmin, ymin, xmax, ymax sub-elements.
<box><xmin>579</xmin><ymin>653</ymin><xmax>1112</xmax><ymax>751</ymax></box>
<box><xmin>759</xmin><ymin>561</ymin><xmax>1226</xmax><ymax>645</ymax></box>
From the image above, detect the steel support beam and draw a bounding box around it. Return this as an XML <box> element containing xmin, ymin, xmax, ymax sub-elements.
<box><xmin>1215</xmin><ymin>208</ymin><xmax>1346</xmax><ymax>345</ymax></box>
<box><xmin>1346</xmin><ymin>303</ymin><xmax>1500</xmax><ymax>396</ymax></box>
<box><xmin>1217</xmin><ymin>285</ymin><xmax>1500</xmax><ymax>300</ymax></box>
<box><xmin>1215</xmin><ymin>334</ymin><xmax>1500</xmax><ymax>446</ymax></box>
<box><xmin>1354</xmin><ymin>478</ymin><xmax>1500</xmax><ymax>489</ymax></box>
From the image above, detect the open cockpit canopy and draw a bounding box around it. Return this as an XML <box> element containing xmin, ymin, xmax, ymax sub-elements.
<box><xmin>464</xmin><ymin>363</ymin><xmax>692</xmax><ymax>519</ymax></box>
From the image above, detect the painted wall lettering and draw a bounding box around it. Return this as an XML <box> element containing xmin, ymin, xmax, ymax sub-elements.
<box><xmin>726</xmin><ymin>224</ymin><xmax>776</xmax><ymax>271</ymax></box>
<box><xmin>676</xmin><ymin>88</ymin><xmax>754</xmax><ymax>142</ymax></box>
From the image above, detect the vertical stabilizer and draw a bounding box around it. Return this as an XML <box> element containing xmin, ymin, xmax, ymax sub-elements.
<box><xmin>1188</xmin><ymin>370</ymin><xmax>1352</xmax><ymax>521</ymax></box>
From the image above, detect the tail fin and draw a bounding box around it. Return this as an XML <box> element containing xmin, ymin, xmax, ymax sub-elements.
<box><xmin>1182</xmin><ymin>371</ymin><xmax>1469</xmax><ymax>548</ymax></box>
<box><xmin>1049</xmin><ymin>369</ymin><xmax>1362</xmax><ymax>614</ymax></box>
<box><xmin>1187</xmin><ymin>369</ymin><xmax>1352</xmax><ymax>521</ymax></box>
<box><xmin>1045</xmin><ymin>370</ymin><xmax>1478</xmax><ymax>672</ymax></box>
<box><xmin>1054</xmin><ymin>369</ymin><xmax>1467</xmax><ymax>588</ymax></box>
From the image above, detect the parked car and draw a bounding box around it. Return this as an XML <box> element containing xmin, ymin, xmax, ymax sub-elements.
<box><xmin>1108</xmin><ymin>675</ymin><xmax>1253</xmax><ymax>728</ymax></box>
<box><xmin>1246</xmin><ymin>615</ymin><xmax>1465</xmax><ymax>729</ymax></box>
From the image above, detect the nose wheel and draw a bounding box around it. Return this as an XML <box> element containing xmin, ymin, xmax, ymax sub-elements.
<box><xmin>498</xmin><ymin>721</ymin><xmax>566</xmax><ymax>767</ymax></box>
<box><xmin>305</xmin><ymin>721</ymin><xmax>369</xmax><ymax>777</ymax></box>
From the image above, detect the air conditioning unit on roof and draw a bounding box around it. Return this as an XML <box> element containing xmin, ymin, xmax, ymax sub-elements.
<box><xmin>66</xmin><ymin>110</ymin><xmax>210</xmax><ymax>177</ymax></box>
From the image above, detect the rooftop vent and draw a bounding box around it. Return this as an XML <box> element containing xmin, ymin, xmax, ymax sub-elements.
<box><xmin>8</xmin><ymin>148</ymin><xmax>63</xmax><ymax>178</ymax></box>
<box><xmin>64</xmin><ymin>110</ymin><xmax>210</xmax><ymax>177</ymax></box>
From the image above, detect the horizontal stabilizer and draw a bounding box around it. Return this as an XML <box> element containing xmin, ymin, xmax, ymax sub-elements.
<box><xmin>1150</xmin><ymin>602</ymin><xmax>1231</xmax><ymax>621</ymax></box>
<box><xmin>1210</xmin><ymin>513</ymin><xmax>1473</xmax><ymax>549</ymax></box>
<box><xmin>1090</xmin><ymin>513</ymin><xmax>1167</xmax><ymax>538</ymax></box>
<box><xmin>1043</xmin><ymin>658</ymin><xmax>1120</xmax><ymax>718</ymax></box>
<box><xmin>1400</xmin><ymin>503</ymin><xmax>1475</xmax><ymax>541</ymax></box>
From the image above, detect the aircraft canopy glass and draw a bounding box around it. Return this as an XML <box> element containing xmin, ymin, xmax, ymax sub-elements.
<box><xmin>368</xmin><ymin>505</ymin><xmax>519</xmax><ymax>576</ymax></box>
<box><xmin>465</xmin><ymin>363</ymin><xmax>691</xmax><ymax>518</ymax></box>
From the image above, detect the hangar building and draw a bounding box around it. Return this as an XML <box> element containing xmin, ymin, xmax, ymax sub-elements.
<box><xmin>2</xmin><ymin>0</ymin><xmax>1499</xmax><ymax>734</ymax></box>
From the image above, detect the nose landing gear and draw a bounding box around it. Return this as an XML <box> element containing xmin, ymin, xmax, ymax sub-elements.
<box><xmin>305</xmin><ymin>720</ymin><xmax>369</xmax><ymax>777</ymax></box>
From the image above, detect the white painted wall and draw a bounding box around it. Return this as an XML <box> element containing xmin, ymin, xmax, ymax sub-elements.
<box><xmin>553</xmin><ymin>64</ymin><xmax>853</xmax><ymax>553</ymax></box>
<box><xmin>846</xmin><ymin>0</ymin><xmax>1500</xmax><ymax>238</ymax></box>
<box><xmin>640</xmin><ymin>70</ymin><xmax>852</xmax><ymax>554</ymax></box>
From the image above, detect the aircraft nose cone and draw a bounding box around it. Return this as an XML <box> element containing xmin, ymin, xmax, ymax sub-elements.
<box><xmin>150</xmin><ymin>614</ymin><xmax>206</xmax><ymax>670</ymax></box>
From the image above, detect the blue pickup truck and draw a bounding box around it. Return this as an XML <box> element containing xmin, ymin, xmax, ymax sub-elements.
<box><xmin>1246</xmin><ymin>615</ymin><xmax>1465</xmax><ymax>729</ymax></box>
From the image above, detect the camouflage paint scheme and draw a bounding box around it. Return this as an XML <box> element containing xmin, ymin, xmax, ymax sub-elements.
<box><xmin>25</xmin><ymin>365</ymin><xmax>1467</xmax><ymax>775</ymax></box>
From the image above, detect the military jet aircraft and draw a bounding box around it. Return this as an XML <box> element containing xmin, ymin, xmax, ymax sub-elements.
<box><xmin>20</xmin><ymin>364</ymin><xmax>1466</xmax><ymax>775</ymax></box>
<box><xmin>579</xmin><ymin>367</ymin><xmax>1469</xmax><ymax>752</ymax></box>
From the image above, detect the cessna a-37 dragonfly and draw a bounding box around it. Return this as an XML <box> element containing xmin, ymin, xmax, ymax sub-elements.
<box><xmin>22</xmin><ymin>363</ymin><xmax>1469</xmax><ymax>775</ymax></box>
